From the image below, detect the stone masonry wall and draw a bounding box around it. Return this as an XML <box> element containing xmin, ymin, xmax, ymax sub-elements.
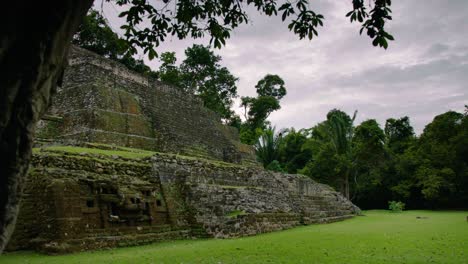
<box><xmin>153</xmin><ymin>154</ymin><xmax>360</xmax><ymax>238</ymax></box>
<box><xmin>8</xmin><ymin>148</ymin><xmax>359</xmax><ymax>253</ymax></box>
<box><xmin>7</xmin><ymin>149</ymin><xmax>183</xmax><ymax>253</ymax></box>
<box><xmin>42</xmin><ymin>46</ymin><xmax>256</xmax><ymax>163</ymax></box>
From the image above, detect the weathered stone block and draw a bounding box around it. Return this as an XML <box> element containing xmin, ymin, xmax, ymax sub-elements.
<box><xmin>38</xmin><ymin>46</ymin><xmax>257</xmax><ymax>163</ymax></box>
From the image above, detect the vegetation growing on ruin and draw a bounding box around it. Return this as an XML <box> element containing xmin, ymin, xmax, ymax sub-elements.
<box><xmin>2</xmin><ymin>210</ymin><xmax>467</xmax><ymax>263</ymax></box>
<box><xmin>72</xmin><ymin>10</ymin><xmax>158</xmax><ymax>78</ymax></box>
<box><xmin>226</xmin><ymin>210</ymin><xmax>247</xmax><ymax>219</ymax></box>
<box><xmin>35</xmin><ymin>146</ymin><xmax>156</xmax><ymax>160</ymax></box>
<box><xmin>33</xmin><ymin>144</ymin><xmax>254</xmax><ymax>170</ymax></box>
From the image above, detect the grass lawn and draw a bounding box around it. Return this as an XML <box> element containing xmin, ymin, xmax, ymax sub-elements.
<box><xmin>1</xmin><ymin>210</ymin><xmax>467</xmax><ymax>263</ymax></box>
<box><xmin>34</xmin><ymin>145</ymin><xmax>156</xmax><ymax>160</ymax></box>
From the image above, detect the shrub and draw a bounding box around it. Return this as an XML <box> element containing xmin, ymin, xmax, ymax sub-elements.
<box><xmin>226</xmin><ymin>210</ymin><xmax>247</xmax><ymax>219</ymax></box>
<box><xmin>388</xmin><ymin>201</ymin><xmax>405</xmax><ymax>212</ymax></box>
<box><xmin>266</xmin><ymin>160</ymin><xmax>285</xmax><ymax>172</ymax></box>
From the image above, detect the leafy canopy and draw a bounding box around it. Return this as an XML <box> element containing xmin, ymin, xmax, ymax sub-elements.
<box><xmin>157</xmin><ymin>45</ymin><xmax>238</xmax><ymax>120</ymax></box>
<box><xmin>73</xmin><ymin>10</ymin><xmax>157</xmax><ymax>77</ymax></box>
<box><xmin>255</xmin><ymin>74</ymin><xmax>287</xmax><ymax>100</ymax></box>
<box><xmin>158</xmin><ymin>52</ymin><xmax>181</xmax><ymax>86</ymax></box>
<box><xmin>239</xmin><ymin>74</ymin><xmax>287</xmax><ymax>145</ymax></box>
<box><xmin>112</xmin><ymin>0</ymin><xmax>394</xmax><ymax>59</ymax></box>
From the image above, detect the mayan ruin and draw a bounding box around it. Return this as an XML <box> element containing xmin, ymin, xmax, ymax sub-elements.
<box><xmin>7</xmin><ymin>47</ymin><xmax>359</xmax><ymax>253</ymax></box>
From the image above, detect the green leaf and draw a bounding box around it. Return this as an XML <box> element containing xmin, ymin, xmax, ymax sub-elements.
<box><xmin>381</xmin><ymin>38</ymin><xmax>388</xmax><ymax>49</ymax></box>
<box><xmin>148</xmin><ymin>49</ymin><xmax>157</xmax><ymax>60</ymax></box>
<box><xmin>372</xmin><ymin>38</ymin><xmax>379</xmax><ymax>46</ymax></box>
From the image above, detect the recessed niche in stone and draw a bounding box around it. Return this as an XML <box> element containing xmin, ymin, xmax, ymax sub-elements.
<box><xmin>86</xmin><ymin>200</ymin><xmax>95</xmax><ymax>208</ymax></box>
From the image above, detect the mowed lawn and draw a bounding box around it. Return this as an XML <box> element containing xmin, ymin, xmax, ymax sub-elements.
<box><xmin>1</xmin><ymin>211</ymin><xmax>467</xmax><ymax>264</ymax></box>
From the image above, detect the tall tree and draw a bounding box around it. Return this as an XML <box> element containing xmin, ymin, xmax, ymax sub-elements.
<box><xmin>0</xmin><ymin>0</ymin><xmax>393</xmax><ymax>251</ymax></box>
<box><xmin>278</xmin><ymin>128</ymin><xmax>312</xmax><ymax>173</ymax></box>
<box><xmin>73</xmin><ymin>10</ymin><xmax>157</xmax><ymax>77</ymax></box>
<box><xmin>158</xmin><ymin>52</ymin><xmax>181</xmax><ymax>87</ymax></box>
<box><xmin>384</xmin><ymin>116</ymin><xmax>415</xmax><ymax>154</ymax></box>
<box><xmin>180</xmin><ymin>45</ymin><xmax>238</xmax><ymax>119</ymax></box>
<box><xmin>352</xmin><ymin>119</ymin><xmax>387</xmax><ymax>205</ymax></box>
<box><xmin>239</xmin><ymin>75</ymin><xmax>287</xmax><ymax>144</ymax></box>
<box><xmin>326</xmin><ymin>109</ymin><xmax>357</xmax><ymax>199</ymax></box>
<box><xmin>158</xmin><ymin>45</ymin><xmax>238</xmax><ymax>120</ymax></box>
<box><xmin>301</xmin><ymin>109</ymin><xmax>357</xmax><ymax>199</ymax></box>
<box><xmin>386</xmin><ymin>111</ymin><xmax>467</xmax><ymax>209</ymax></box>
<box><xmin>255</xmin><ymin>74</ymin><xmax>287</xmax><ymax>100</ymax></box>
<box><xmin>0</xmin><ymin>1</ymin><xmax>94</xmax><ymax>252</ymax></box>
<box><xmin>415</xmin><ymin>111</ymin><xmax>466</xmax><ymax>207</ymax></box>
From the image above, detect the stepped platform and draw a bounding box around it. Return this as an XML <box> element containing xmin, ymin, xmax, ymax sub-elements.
<box><xmin>8</xmin><ymin>144</ymin><xmax>359</xmax><ymax>253</ymax></box>
<box><xmin>8</xmin><ymin>46</ymin><xmax>360</xmax><ymax>254</ymax></box>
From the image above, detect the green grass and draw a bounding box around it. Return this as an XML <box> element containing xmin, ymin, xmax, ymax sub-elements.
<box><xmin>33</xmin><ymin>144</ymin><xmax>248</xmax><ymax>168</ymax></box>
<box><xmin>2</xmin><ymin>210</ymin><xmax>467</xmax><ymax>263</ymax></box>
<box><xmin>34</xmin><ymin>146</ymin><xmax>156</xmax><ymax>159</ymax></box>
<box><xmin>226</xmin><ymin>210</ymin><xmax>247</xmax><ymax>219</ymax></box>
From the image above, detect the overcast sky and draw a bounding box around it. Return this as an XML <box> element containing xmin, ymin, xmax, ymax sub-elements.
<box><xmin>102</xmin><ymin>0</ymin><xmax>468</xmax><ymax>134</ymax></box>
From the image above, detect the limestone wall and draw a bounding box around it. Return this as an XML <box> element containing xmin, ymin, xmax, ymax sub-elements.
<box><xmin>153</xmin><ymin>154</ymin><xmax>360</xmax><ymax>238</ymax></box>
<box><xmin>7</xmin><ymin>148</ymin><xmax>180</xmax><ymax>253</ymax></box>
<box><xmin>41</xmin><ymin>46</ymin><xmax>256</xmax><ymax>163</ymax></box>
<box><xmin>8</xmin><ymin>147</ymin><xmax>359</xmax><ymax>253</ymax></box>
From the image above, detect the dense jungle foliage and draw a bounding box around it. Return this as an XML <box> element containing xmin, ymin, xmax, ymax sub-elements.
<box><xmin>256</xmin><ymin>109</ymin><xmax>468</xmax><ymax>210</ymax></box>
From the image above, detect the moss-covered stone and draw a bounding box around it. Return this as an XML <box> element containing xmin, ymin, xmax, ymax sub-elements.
<box><xmin>38</xmin><ymin>46</ymin><xmax>257</xmax><ymax>163</ymax></box>
<box><xmin>9</xmin><ymin>144</ymin><xmax>359</xmax><ymax>254</ymax></box>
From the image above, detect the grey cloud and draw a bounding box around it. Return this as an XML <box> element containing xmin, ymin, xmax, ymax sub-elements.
<box><xmin>426</xmin><ymin>43</ymin><xmax>450</xmax><ymax>57</ymax></box>
<box><xmin>328</xmin><ymin>54</ymin><xmax>468</xmax><ymax>88</ymax></box>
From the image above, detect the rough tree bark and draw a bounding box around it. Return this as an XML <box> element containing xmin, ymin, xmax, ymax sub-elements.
<box><xmin>0</xmin><ymin>1</ymin><xmax>93</xmax><ymax>252</ymax></box>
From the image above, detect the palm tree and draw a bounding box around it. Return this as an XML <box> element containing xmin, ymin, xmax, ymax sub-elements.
<box><xmin>325</xmin><ymin>109</ymin><xmax>357</xmax><ymax>199</ymax></box>
<box><xmin>255</xmin><ymin>127</ymin><xmax>283</xmax><ymax>169</ymax></box>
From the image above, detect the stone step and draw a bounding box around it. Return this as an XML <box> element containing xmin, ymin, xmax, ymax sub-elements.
<box><xmin>41</xmin><ymin>229</ymin><xmax>193</xmax><ymax>253</ymax></box>
<box><xmin>85</xmin><ymin>224</ymin><xmax>175</xmax><ymax>237</ymax></box>
<box><xmin>305</xmin><ymin>214</ymin><xmax>354</xmax><ymax>224</ymax></box>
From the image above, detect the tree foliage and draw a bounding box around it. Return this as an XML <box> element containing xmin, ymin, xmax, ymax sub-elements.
<box><xmin>158</xmin><ymin>52</ymin><xmax>181</xmax><ymax>87</ymax></box>
<box><xmin>255</xmin><ymin>74</ymin><xmax>287</xmax><ymax>100</ymax></box>
<box><xmin>180</xmin><ymin>44</ymin><xmax>238</xmax><ymax>119</ymax></box>
<box><xmin>278</xmin><ymin>128</ymin><xmax>312</xmax><ymax>174</ymax></box>
<box><xmin>271</xmin><ymin>108</ymin><xmax>468</xmax><ymax>210</ymax></box>
<box><xmin>73</xmin><ymin>10</ymin><xmax>157</xmax><ymax>77</ymax></box>
<box><xmin>385</xmin><ymin>116</ymin><xmax>415</xmax><ymax>154</ymax></box>
<box><xmin>157</xmin><ymin>45</ymin><xmax>238</xmax><ymax>120</ymax></box>
<box><xmin>254</xmin><ymin>127</ymin><xmax>284</xmax><ymax>170</ymax></box>
<box><xmin>239</xmin><ymin>75</ymin><xmax>287</xmax><ymax>145</ymax></box>
<box><xmin>73</xmin><ymin>10</ymin><xmax>128</xmax><ymax>58</ymax></box>
<box><xmin>114</xmin><ymin>0</ymin><xmax>394</xmax><ymax>59</ymax></box>
<box><xmin>301</xmin><ymin>109</ymin><xmax>358</xmax><ymax>199</ymax></box>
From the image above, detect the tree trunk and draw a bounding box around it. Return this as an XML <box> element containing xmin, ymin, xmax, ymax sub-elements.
<box><xmin>0</xmin><ymin>1</ymin><xmax>93</xmax><ymax>253</ymax></box>
<box><xmin>340</xmin><ymin>173</ymin><xmax>350</xmax><ymax>200</ymax></box>
<box><xmin>345</xmin><ymin>173</ymin><xmax>350</xmax><ymax>200</ymax></box>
